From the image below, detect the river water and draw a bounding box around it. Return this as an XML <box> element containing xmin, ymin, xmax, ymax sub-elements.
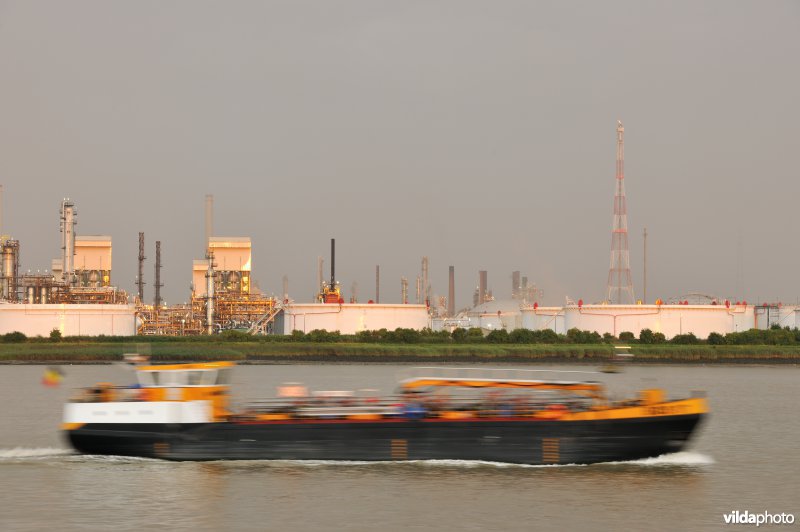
<box><xmin>0</xmin><ymin>363</ymin><xmax>797</xmax><ymax>531</ymax></box>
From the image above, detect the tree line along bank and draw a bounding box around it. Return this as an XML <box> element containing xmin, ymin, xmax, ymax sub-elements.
<box><xmin>1</xmin><ymin>325</ymin><xmax>799</xmax><ymax>346</ymax></box>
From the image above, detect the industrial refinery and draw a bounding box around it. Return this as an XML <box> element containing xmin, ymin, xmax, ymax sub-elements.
<box><xmin>1</xmin><ymin>124</ymin><xmax>798</xmax><ymax>340</ymax></box>
<box><xmin>1</xmin><ymin>192</ymin><xmax>797</xmax><ymax>340</ymax></box>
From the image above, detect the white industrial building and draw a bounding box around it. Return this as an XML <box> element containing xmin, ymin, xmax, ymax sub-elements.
<box><xmin>0</xmin><ymin>303</ymin><xmax>137</xmax><ymax>337</ymax></box>
<box><xmin>438</xmin><ymin>300</ymin><xmax>525</xmax><ymax>332</ymax></box>
<box><xmin>273</xmin><ymin>303</ymin><xmax>430</xmax><ymax>335</ymax></box>
<box><xmin>433</xmin><ymin>302</ymin><xmax>800</xmax><ymax>339</ymax></box>
<box><xmin>192</xmin><ymin>237</ymin><xmax>252</xmax><ymax>297</ymax></box>
<box><xmin>526</xmin><ymin>303</ymin><xmax>799</xmax><ymax>338</ymax></box>
<box><xmin>52</xmin><ymin>235</ymin><xmax>113</xmax><ymax>288</ymax></box>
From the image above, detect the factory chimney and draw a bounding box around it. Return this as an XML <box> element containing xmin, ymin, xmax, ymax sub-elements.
<box><xmin>137</xmin><ymin>232</ymin><xmax>146</xmax><ymax>302</ymax></box>
<box><xmin>478</xmin><ymin>270</ymin><xmax>487</xmax><ymax>306</ymax></box>
<box><xmin>317</xmin><ymin>257</ymin><xmax>323</xmax><ymax>295</ymax></box>
<box><xmin>448</xmin><ymin>266</ymin><xmax>455</xmax><ymax>317</ymax></box>
<box><xmin>422</xmin><ymin>256</ymin><xmax>429</xmax><ymax>307</ymax></box>
<box><xmin>205</xmin><ymin>195</ymin><xmax>213</xmax><ymax>251</ymax></box>
<box><xmin>154</xmin><ymin>241</ymin><xmax>163</xmax><ymax>307</ymax></box>
<box><xmin>512</xmin><ymin>271</ymin><xmax>521</xmax><ymax>300</ymax></box>
<box><xmin>375</xmin><ymin>265</ymin><xmax>380</xmax><ymax>304</ymax></box>
<box><xmin>330</xmin><ymin>238</ymin><xmax>335</xmax><ymax>287</ymax></box>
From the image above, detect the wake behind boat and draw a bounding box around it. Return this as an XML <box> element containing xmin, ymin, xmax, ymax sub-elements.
<box><xmin>62</xmin><ymin>362</ymin><xmax>707</xmax><ymax>464</ymax></box>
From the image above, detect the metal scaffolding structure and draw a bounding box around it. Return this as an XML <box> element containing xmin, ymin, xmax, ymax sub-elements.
<box><xmin>137</xmin><ymin>292</ymin><xmax>278</xmax><ymax>336</ymax></box>
<box><xmin>18</xmin><ymin>273</ymin><xmax>128</xmax><ymax>305</ymax></box>
<box><xmin>137</xmin><ymin>251</ymin><xmax>276</xmax><ymax>335</ymax></box>
<box><xmin>137</xmin><ymin>304</ymin><xmax>203</xmax><ymax>336</ymax></box>
<box><xmin>56</xmin><ymin>286</ymin><xmax>129</xmax><ymax>304</ymax></box>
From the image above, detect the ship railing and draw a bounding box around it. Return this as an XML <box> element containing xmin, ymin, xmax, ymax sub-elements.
<box><xmin>69</xmin><ymin>385</ymin><xmax>144</xmax><ymax>403</ymax></box>
<box><xmin>241</xmin><ymin>397</ymin><xmax>398</xmax><ymax>415</ymax></box>
<box><xmin>238</xmin><ymin>393</ymin><xmax>594</xmax><ymax>419</ymax></box>
<box><xmin>398</xmin><ymin>366</ymin><xmax>603</xmax><ymax>386</ymax></box>
<box><xmin>295</xmin><ymin>405</ymin><xmax>401</xmax><ymax>418</ymax></box>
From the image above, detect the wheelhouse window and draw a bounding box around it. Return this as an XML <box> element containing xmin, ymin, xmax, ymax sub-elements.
<box><xmin>162</xmin><ymin>371</ymin><xmax>187</xmax><ymax>387</ymax></box>
<box><xmin>136</xmin><ymin>366</ymin><xmax>232</xmax><ymax>387</ymax></box>
<box><xmin>200</xmin><ymin>371</ymin><xmax>218</xmax><ymax>386</ymax></box>
<box><xmin>217</xmin><ymin>368</ymin><xmax>231</xmax><ymax>385</ymax></box>
<box><xmin>137</xmin><ymin>372</ymin><xmax>155</xmax><ymax>387</ymax></box>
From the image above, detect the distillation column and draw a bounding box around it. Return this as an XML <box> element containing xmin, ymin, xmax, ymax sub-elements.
<box><xmin>60</xmin><ymin>200</ymin><xmax>77</xmax><ymax>287</ymax></box>
<box><xmin>206</xmin><ymin>252</ymin><xmax>215</xmax><ymax>334</ymax></box>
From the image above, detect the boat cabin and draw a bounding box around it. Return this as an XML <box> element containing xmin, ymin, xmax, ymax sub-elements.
<box><xmin>136</xmin><ymin>362</ymin><xmax>233</xmax><ymax>388</ymax></box>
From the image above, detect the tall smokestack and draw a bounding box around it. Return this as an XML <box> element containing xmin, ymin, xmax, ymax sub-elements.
<box><xmin>330</xmin><ymin>238</ymin><xmax>335</xmax><ymax>287</ymax></box>
<box><xmin>375</xmin><ymin>265</ymin><xmax>380</xmax><ymax>303</ymax></box>
<box><xmin>137</xmin><ymin>232</ymin><xmax>146</xmax><ymax>302</ymax></box>
<box><xmin>317</xmin><ymin>256</ymin><xmax>323</xmax><ymax>296</ymax></box>
<box><xmin>448</xmin><ymin>266</ymin><xmax>455</xmax><ymax>317</ymax></box>
<box><xmin>421</xmin><ymin>256</ymin><xmax>429</xmax><ymax>306</ymax></box>
<box><xmin>205</xmin><ymin>194</ymin><xmax>213</xmax><ymax>251</ymax></box>
<box><xmin>154</xmin><ymin>241</ymin><xmax>163</xmax><ymax>307</ymax></box>
<box><xmin>512</xmin><ymin>271</ymin><xmax>520</xmax><ymax>299</ymax></box>
<box><xmin>478</xmin><ymin>270</ymin><xmax>487</xmax><ymax>306</ymax></box>
<box><xmin>0</xmin><ymin>184</ymin><xmax>4</xmax><ymax>237</ymax></box>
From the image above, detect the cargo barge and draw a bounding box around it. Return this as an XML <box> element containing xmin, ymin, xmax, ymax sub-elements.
<box><xmin>62</xmin><ymin>362</ymin><xmax>707</xmax><ymax>464</ymax></box>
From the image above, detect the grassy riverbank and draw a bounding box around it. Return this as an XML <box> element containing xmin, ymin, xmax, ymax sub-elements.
<box><xmin>1</xmin><ymin>341</ymin><xmax>800</xmax><ymax>364</ymax></box>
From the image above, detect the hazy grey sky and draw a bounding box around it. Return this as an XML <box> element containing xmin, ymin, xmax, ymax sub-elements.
<box><xmin>1</xmin><ymin>1</ymin><xmax>798</xmax><ymax>308</ymax></box>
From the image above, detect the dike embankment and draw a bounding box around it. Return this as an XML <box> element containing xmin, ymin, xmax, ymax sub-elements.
<box><xmin>1</xmin><ymin>341</ymin><xmax>799</xmax><ymax>365</ymax></box>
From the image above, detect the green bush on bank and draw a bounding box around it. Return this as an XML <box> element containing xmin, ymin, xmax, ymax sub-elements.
<box><xmin>5</xmin><ymin>324</ymin><xmax>800</xmax><ymax>351</ymax></box>
<box><xmin>3</xmin><ymin>339</ymin><xmax>800</xmax><ymax>363</ymax></box>
<box><xmin>1</xmin><ymin>331</ymin><xmax>27</xmax><ymax>343</ymax></box>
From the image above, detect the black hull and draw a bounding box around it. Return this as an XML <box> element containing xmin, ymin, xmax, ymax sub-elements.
<box><xmin>66</xmin><ymin>413</ymin><xmax>705</xmax><ymax>465</ymax></box>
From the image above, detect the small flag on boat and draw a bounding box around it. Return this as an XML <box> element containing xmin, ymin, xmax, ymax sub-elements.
<box><xmin>42</xmin><ymin>366</ymin><xmax>64</xmax><ymax>387</ymax></box>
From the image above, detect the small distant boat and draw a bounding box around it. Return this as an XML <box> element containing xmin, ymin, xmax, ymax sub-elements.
<box><xmin>62</xmin><ymin>362</ymin><xmax>707</xmax><ymax>464</ymax></box>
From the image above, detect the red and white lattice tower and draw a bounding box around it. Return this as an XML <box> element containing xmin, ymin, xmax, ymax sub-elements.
<box><xmin>606</xmin><ymin>121</ymin><xmax>635</xmax><ymax>304</ymax></box>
